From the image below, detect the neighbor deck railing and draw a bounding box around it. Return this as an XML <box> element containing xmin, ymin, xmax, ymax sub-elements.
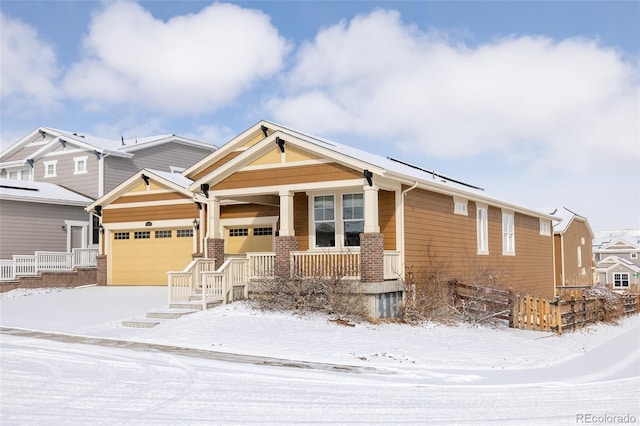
<box><xmin>0</xmin><ymin>248</ymin><xmax>98</xmax><ymax>282</ymax></box>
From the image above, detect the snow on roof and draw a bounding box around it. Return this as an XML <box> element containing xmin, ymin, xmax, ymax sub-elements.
<box><xmin>0</xmin><ymin>178</ymin><xmax>92</xmax><ymax>206</ymax></box>
<box><xmin>145</xmin><ymin>169</ymin><xmax>193</xmax><ymax>189</ymax></box>
<box><xmin>593</xmin><ymin>229</ymin><xmax>640</xmax><ymax>249</ymax></box>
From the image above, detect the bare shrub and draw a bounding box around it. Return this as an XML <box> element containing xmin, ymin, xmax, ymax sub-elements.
<box><xmin>583</xmin><ymin>284</ymin><xmax>623</xmax><ymax>323</ymax></box>
<box><xmin>250</xmin><ymin>274</ymin><xmax>368</xmax><ymax>320</ymax></box>
<box><xmin>400</xmin><ymin>266</ymin><xmax>456</xmax><ymax>324</ymax></box>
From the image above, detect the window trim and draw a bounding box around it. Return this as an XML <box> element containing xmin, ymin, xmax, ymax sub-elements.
<box><xmin>613</xmin><ymin>272</ymin><xmax>630</xmax><ymax>288</ymax></box>
<box><xmin>502</xmin><ymin>210</ymin><xmax>515</xmax><ymax>256</ymax></box>
<box><xmin>476</xmin><ymin>203</ymin><xmax>489</xmax><ymax>255</ymax></box>
<box><xmin>631</xmin><ymin>253</ymin><xmax>638</xmax><ymax>260</ymax></box>
<box><xmin>342</xmin><ymin>193</ymin><xmax>364</xmax><ymax>247</ymax></box>
<box><xmin>453</xmin><ymin>197</ymin><xmax>468</xmax><ymax>216</ymax></box>
<box><xmin>577</xmin><ymin>246</ymin><xmax>582</xmax><ymax>268</ymax></box>
<box><xmin>309</xmin><ymin>190</ymin><xmax>365</xmax><ymax>250</ymax></box>
<box><xmin>73</xmin><ymin>156</ymin><xmax>88</xmax><ymax>175</ymax></box>
<box><xmin>539</xmin><ymin>219</ymin><xmax>551</xmax><ymax>236</ymax></box>
<box><xmin>43</xmin><ymin>160</ymin><xmax>57</xmax><ymax>178</ymax></box>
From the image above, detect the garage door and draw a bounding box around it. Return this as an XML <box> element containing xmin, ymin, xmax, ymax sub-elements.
<box><xmin>110</xmin><ymin>228</ymin><xmax>194</xmax><ymax>285</ymax></box>
<box><xmin>225</xmin><ymin>226</ymin><xmax>274</xmax><ymax>254</ymax></box>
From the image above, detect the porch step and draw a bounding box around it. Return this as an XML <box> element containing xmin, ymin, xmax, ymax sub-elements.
<box><xmin>169</xmin><ymin>300</ymin><xmax>223</xmax><ymax>311</ymax></box>
<box><xmin>146</xmin><ymin>309</ymin><xmax>198</xmax><ymax>319</ymax></box>
<box><xmin>121</xmin><ymin>318</ymin><xmax>164</xmax><ymax>328</ymax></box>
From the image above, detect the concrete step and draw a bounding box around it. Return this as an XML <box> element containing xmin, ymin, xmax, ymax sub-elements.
<box><xmin>121</xmin><ymin>318</ymin><xmax>164</xmax><ymax>328</ymax></box>
<box><xmin>146</xmin><ymin>309</ymin><xmax>198</xmax><ymax>320</ymax></box>
<box><xmin>169</xmin><ymin>300</ymin><xmax>222</xmax><ymax>311</ymax></box>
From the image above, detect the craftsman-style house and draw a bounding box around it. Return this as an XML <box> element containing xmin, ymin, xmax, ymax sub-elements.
<box><xmin>88</xmin><ymin>120</ymin><xmax>558</xmax><ymax>317</ymax></box>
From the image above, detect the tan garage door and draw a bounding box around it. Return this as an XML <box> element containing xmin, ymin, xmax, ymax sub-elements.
<box><xmin>225</xmin><ymin>226</ymin><xmax>274</xmax><ymax>254</ymax></box>
<box><xmin>110</xmin><ymin>228</ymin><xmax>193</xmax><ymax>285</ymax></box>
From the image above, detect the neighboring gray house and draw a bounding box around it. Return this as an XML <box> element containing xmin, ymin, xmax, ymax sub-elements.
<box><xmin>0</xmin><ymin>127</ymin><xmax>216</xmax><ymax>257</ymax></box>
<box><xmin>0</xmin><ymin>179</ymin><xmax>92</xmax><ymax>259</ymax></box>
<box><xmin>593</xmin><ymin>230</ymin><xmax>640</xmax><ymax>291</ymax></box>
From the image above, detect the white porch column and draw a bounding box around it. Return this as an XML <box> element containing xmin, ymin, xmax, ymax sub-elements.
<box><xmin>279</xmin><ymin>190</ymin><xmax>295</xmax><ymax>237</ymax></box>
<box><xmin>208</xmin><ymin>196</ymin><xmax>221</xmax><ymax>239</ymax></box>
<box><xmin>363</xmin><ymin>184</ymin><xmax>379</xmax><ymax>233</ymax></box>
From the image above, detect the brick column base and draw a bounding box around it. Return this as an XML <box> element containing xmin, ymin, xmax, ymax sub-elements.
<box><xmin>275</xmin><ymin>236</ymin><xmax>298</xmax><ymax>279</ymax></box>
<box><xmin>360</xmin><ymin>232</ymin><xmax>384</xmax><ymax>283</ymax></box>
<box><xmin>97</xmin><ymin>255</ymin><xmax>107</xmax><ymax>286</ymax></box>
<box><xmin>206</xmin><ymin>238</ymin><xmax>225</xmax><ymax>269</ymax></box>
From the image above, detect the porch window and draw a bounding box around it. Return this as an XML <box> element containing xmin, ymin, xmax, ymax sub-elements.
<box><xmin>314</xmin><ymin>195</ymin><xmax>335</xmax><ymax>248</ymax></box>
<box><xmin>343</xmin><ymin>193</ymin><xmax>364</xmax><ymax>246</ymax></box>
<box><xmin>613</xmin><ymin>273</ymin><xmax>629</xmax><ymax>288</ymax></box>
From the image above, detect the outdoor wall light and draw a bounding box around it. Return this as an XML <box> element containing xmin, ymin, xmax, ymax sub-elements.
<box><xmin>98</xmin><ymin>225</ymin><xmax>104</xmax><ymax>234</ymax></box>
<box><xmin>192</xmin><ymin>219</ymin><xmax>199</xmax><ymax>230</ymax></box>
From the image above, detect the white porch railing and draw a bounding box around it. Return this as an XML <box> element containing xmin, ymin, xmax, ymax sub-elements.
<box><xmin>291</xmin><ymin>251</ymin><xmax>360</xmax><ymax>279</ymax></box>
<box><xmin>167</xmin><ymin>258</ymin><xmax>217</xmax><ymax>304</ymax></box>
<box><xmin>383</xmin><ymin>251</ymin><xmax>401</xmax><ymax>280</ymax></box>
<box><xmin>0</xmin><ymin>249</ymin><xmax>99</xmax><ymax>282</ymax></box>
<box><xmin>247</xmin><ymin>252</ymin><xmax>275</xmax><ymax>279</ymax></box>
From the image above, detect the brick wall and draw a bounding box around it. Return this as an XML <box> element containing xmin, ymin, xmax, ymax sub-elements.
<box><xmin>275</xmin><ymin>236</ymin><xmax>299</xmax><ymax>279</ymax></box>
<box><xmin>97</xmin><ymin>255</ymin><xmax>107</xmax><ymax>286</ymax></box>
<box><xmin>206</xmin><ymin>238</ymin><xmax>225</xmax><ymax>269</ymax></box>
<box><xmin>360</xmin><ymin>232</ymin><xmax>384</xmax><ymax>283</ymax></box>
<box><xmin>0</xmin><ymin>268</ymin><xmax>97</xmax><ymax>293</ymax></box>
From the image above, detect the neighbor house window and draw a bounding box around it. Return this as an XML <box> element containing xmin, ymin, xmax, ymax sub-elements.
<box><xmin>314</xmin><ymin>195</ymin><xmax>335</xmax><ymax>248</ymax></box>
<box><xmin>502</xmin><ymin>211</ymin><xmax>515</xmax><ymax>255</ymax></box>
<box><xmin>73</xmin><ymin>156</ymin><xmax>88</xmax><ymax>174</ymax></box>
<box><xmin>342</xmin><ymin>193</ymin><xmax>364</xmax><ymax>246</ymax></box>
<box><xmin>613</xmin><ymin>273</ymin><xmax>629</xmax><ymax>288</ymax></box>
<box><xmin>477</xmin><ymin>204</ymin><xmax>489</xmax><ymax>255</ymax></box>
<box><xmin>453</xmin><ymin>197</ymin><xmax>468</xmax><ymax>216</ymax></box>
<box><xmin>8</xmin><ymin>168</ymin><xmax>30</xmax><ymax>181</ymax></box>
<box><xmin>539</xmin><ymin>220</ymin><xmax>551</xmax><ymax>236</ymax></box>
<box><xmin>577</xmin><ymin>246</ymin><xmax>582</xmax><ymax>268</ymax></box>
<box><xmin>43</xmin><ymin>160</ymin><xmax>57</xmax><ymax>178</ymax></box>
<box><xmin>631</xmin><ymin>253</ymin><xmax>638</xmax><ymax>260</ymax></box>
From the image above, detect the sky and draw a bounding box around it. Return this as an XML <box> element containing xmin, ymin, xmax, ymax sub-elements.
<box><xmin>1</xmin><ymin>0</ymin><xmax>639</xmax><ymax>231</ymax></box>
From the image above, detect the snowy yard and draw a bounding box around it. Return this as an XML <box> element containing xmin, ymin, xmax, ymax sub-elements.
<box><xmin>1</xmin><ymin>285</ymin><xmax>639</xmax><ymax>425</ymax></box>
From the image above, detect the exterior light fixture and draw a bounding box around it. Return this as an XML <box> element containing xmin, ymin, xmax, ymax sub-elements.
<box><xmin>192</xmin><ymin>219</ymin><xmax>199</xmax><ymax>230</ymax></box>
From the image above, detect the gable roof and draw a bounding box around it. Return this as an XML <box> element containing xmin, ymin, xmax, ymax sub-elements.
<box><xmin>596</xmin><ymin>255</ymin><xmax>640</xmax><ymax>273</ymax></box>
<box><xmin>188</xmin><ymin>119</ymin><xmax>558</xmax><ymax>222</ymax></box>
<box><xmin>0</xmin><ymin>127</ymin><xmax>216</xmax><ymax>165</ymax></box>
<box><xmin>0</xmin><ymin>178</ymin><xmax>92</xmax><ymax>206</ymax></box>
<box><xmin>86</xmin><ymin>168</ymin><xmax>194</xmax><ymax>214</ymax></box>
<box><xmin>549</xmin><ymin>206</ymin><xmax>594</xmax><ymax>237</ymax></box>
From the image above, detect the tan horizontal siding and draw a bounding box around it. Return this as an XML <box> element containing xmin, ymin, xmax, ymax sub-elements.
<box><xmin>294</xmin><ymin>192</ymin><xmax>309</xmax><ymax>251</ymax></box>
<box><xmin>403</xmin><ymin>188</ymin><xmax>554</xmax><ymax>298</ymax></box>
<box><xmin>103</xmin><ymin>203</ymin><xmax>199</xmax><ymax>223</ymax></box>
<box><xmin>379</xmin><ymin>189</ymin><xmax>396</xmax><ymax>250</ymax></box>
<box><xmin>112</xmin><ymin>191</ymin><xmax>187</xmax><ymax>204</ymax></box>
<box><xmin>211</xmin><ymin>163</ymin><xmax>361</xmax><ymax>191</ymax></box>
<box><xmin>220</xmin><ymin>204</ymin><xmax>280</xmax><ymax>219</ymax></box>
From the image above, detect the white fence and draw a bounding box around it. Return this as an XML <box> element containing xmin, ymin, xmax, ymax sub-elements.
<box><xmin>0</xmin><ymin>248</ymin><xmax>98</xmax><ymax>282</ymax></box>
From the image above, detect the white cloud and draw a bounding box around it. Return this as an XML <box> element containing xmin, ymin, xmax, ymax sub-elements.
<box><xmin>0</xmin><ymin>12</ymin><xmax>61</xmax><ymax>110</ymax></box>
<box><xmin>269</xmin><ymin>9</ymin><xmax>640</xmax><ymax>173</ymax></box>
<box><xmin>63</xmin><ymin>2</ymin><xmax>289</xmax><ymax>114</ymax></box>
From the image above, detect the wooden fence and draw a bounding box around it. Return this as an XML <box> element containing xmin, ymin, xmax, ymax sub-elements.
<box><xmin>450</xmin><ymin>281</ymin><xmax>640</xmax><ymax>335</ymax></box>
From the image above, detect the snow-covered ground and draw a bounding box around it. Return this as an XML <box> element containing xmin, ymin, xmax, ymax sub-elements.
<box><xmin>1</xmin><ymin>285</ymin><xmax>639</xmax><ymax>425</ymax></box>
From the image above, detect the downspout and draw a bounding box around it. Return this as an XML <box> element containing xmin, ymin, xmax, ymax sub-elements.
<box><xmin>399</xmin><ymin>182</ymin><xmax>419</xmax><ymax>288</ymax></box>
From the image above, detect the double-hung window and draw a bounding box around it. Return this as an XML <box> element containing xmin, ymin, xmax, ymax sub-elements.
<box><xmin>477</xmin><ymin>204</ymin><xmax>489</xmax><ymax>255</ymax></box>
<box><xmin>343</xmin><ymin>193</ymin><xmax>364</xmax><ymax>246</ymax></box>
<box><xmin>44</xmin><ymin>160</ymin><xmax>57</xmax><ymax>178</ymax></box>
<box><xmin>502</xmin><ymin>211</ymin><xmax>515</xmax><ymax>255</ymax></box>
<box><xmin>314</xmin><ymin>195</ymin><xmax>335</xmax><ymax>247</ymax></box>
<box><xmin>74</xmin><ymin>156</ymin><xmax>88</xmax><ymax>174</ymax></box>
<box><xmin>613</xmin><ymin>273</ymin><xmax>629</xmax><ymax>288</ymax></box>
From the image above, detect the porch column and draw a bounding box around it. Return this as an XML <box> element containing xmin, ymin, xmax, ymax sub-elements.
<box><xmin>363</xmin><ymin>185</ymin><xmax>379</xmax><ymax>233</ymax></box>
<box><xmin>96</xmin><ymin>255</ymin><xmax>107</xmax><ymax>286</ymax></box>
<box><xmin>206</xmin><ymin>196</ymin><xmax>224</xmax><ymax>268</ymax></box>
<box><xmin>360</xmin><ymin>232</ymin><xmax>384</xmax><ymax>283</ymax></box>
<box><xmin>279</xmin><ymin>190</ymin><xmax>295</xmax><ymax>237</ymax></box>
<box><xmin>275</xmin><ymin>236</ymin><xmax>298</xmax><ymax>280</ymax></box>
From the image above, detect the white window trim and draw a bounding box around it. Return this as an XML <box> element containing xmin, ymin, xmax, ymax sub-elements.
<box><xmin>73</xmin><ymin>156</ymin><xmax>88</xmax><ymax>175</ymax></box>
<box><xmin>539</xmin><ymin>219</ymin><xmax>551</xmax><ymax>236</ymax></box>
<box><xmin>5</xmin><ymin>166</ymin><xmax>31</xmax><ymax>181</ymax></box>
<box><xmin>502</xmin><ymin>209</ymin><xmax>515</xmax><ymax>256</ymax></box>
<box><xmin>308</xmin><ymin>190</ymin><xmax>364</xmax><ymax>250</ymax></box>
<box><xmin>44</xmin><ymin>160</ymin><xmax>57</xmax><ymax>178</ymax></box>
<box><xmin>476</xmin><ymin>203</ymin><xmax>489</xmax><ymax>255</ymax></box>
<box><xmin>577</xmin><ymin>246</ymin><xmax>582</xmax><ymax>268</ymax></box>
<box><xmin>453</xmin><ymin>197</ymin><xmax>468</xmax><ymax>216</ymax></box>
<box><xmin>630</xmin><ymin>253</ymin><xmax>638</xmax><ymax>260</ymax></box>
<box><xmin>613</xmin><ymin>272</ymin><xmax>630</xmax><ymax>288</ymax></box>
